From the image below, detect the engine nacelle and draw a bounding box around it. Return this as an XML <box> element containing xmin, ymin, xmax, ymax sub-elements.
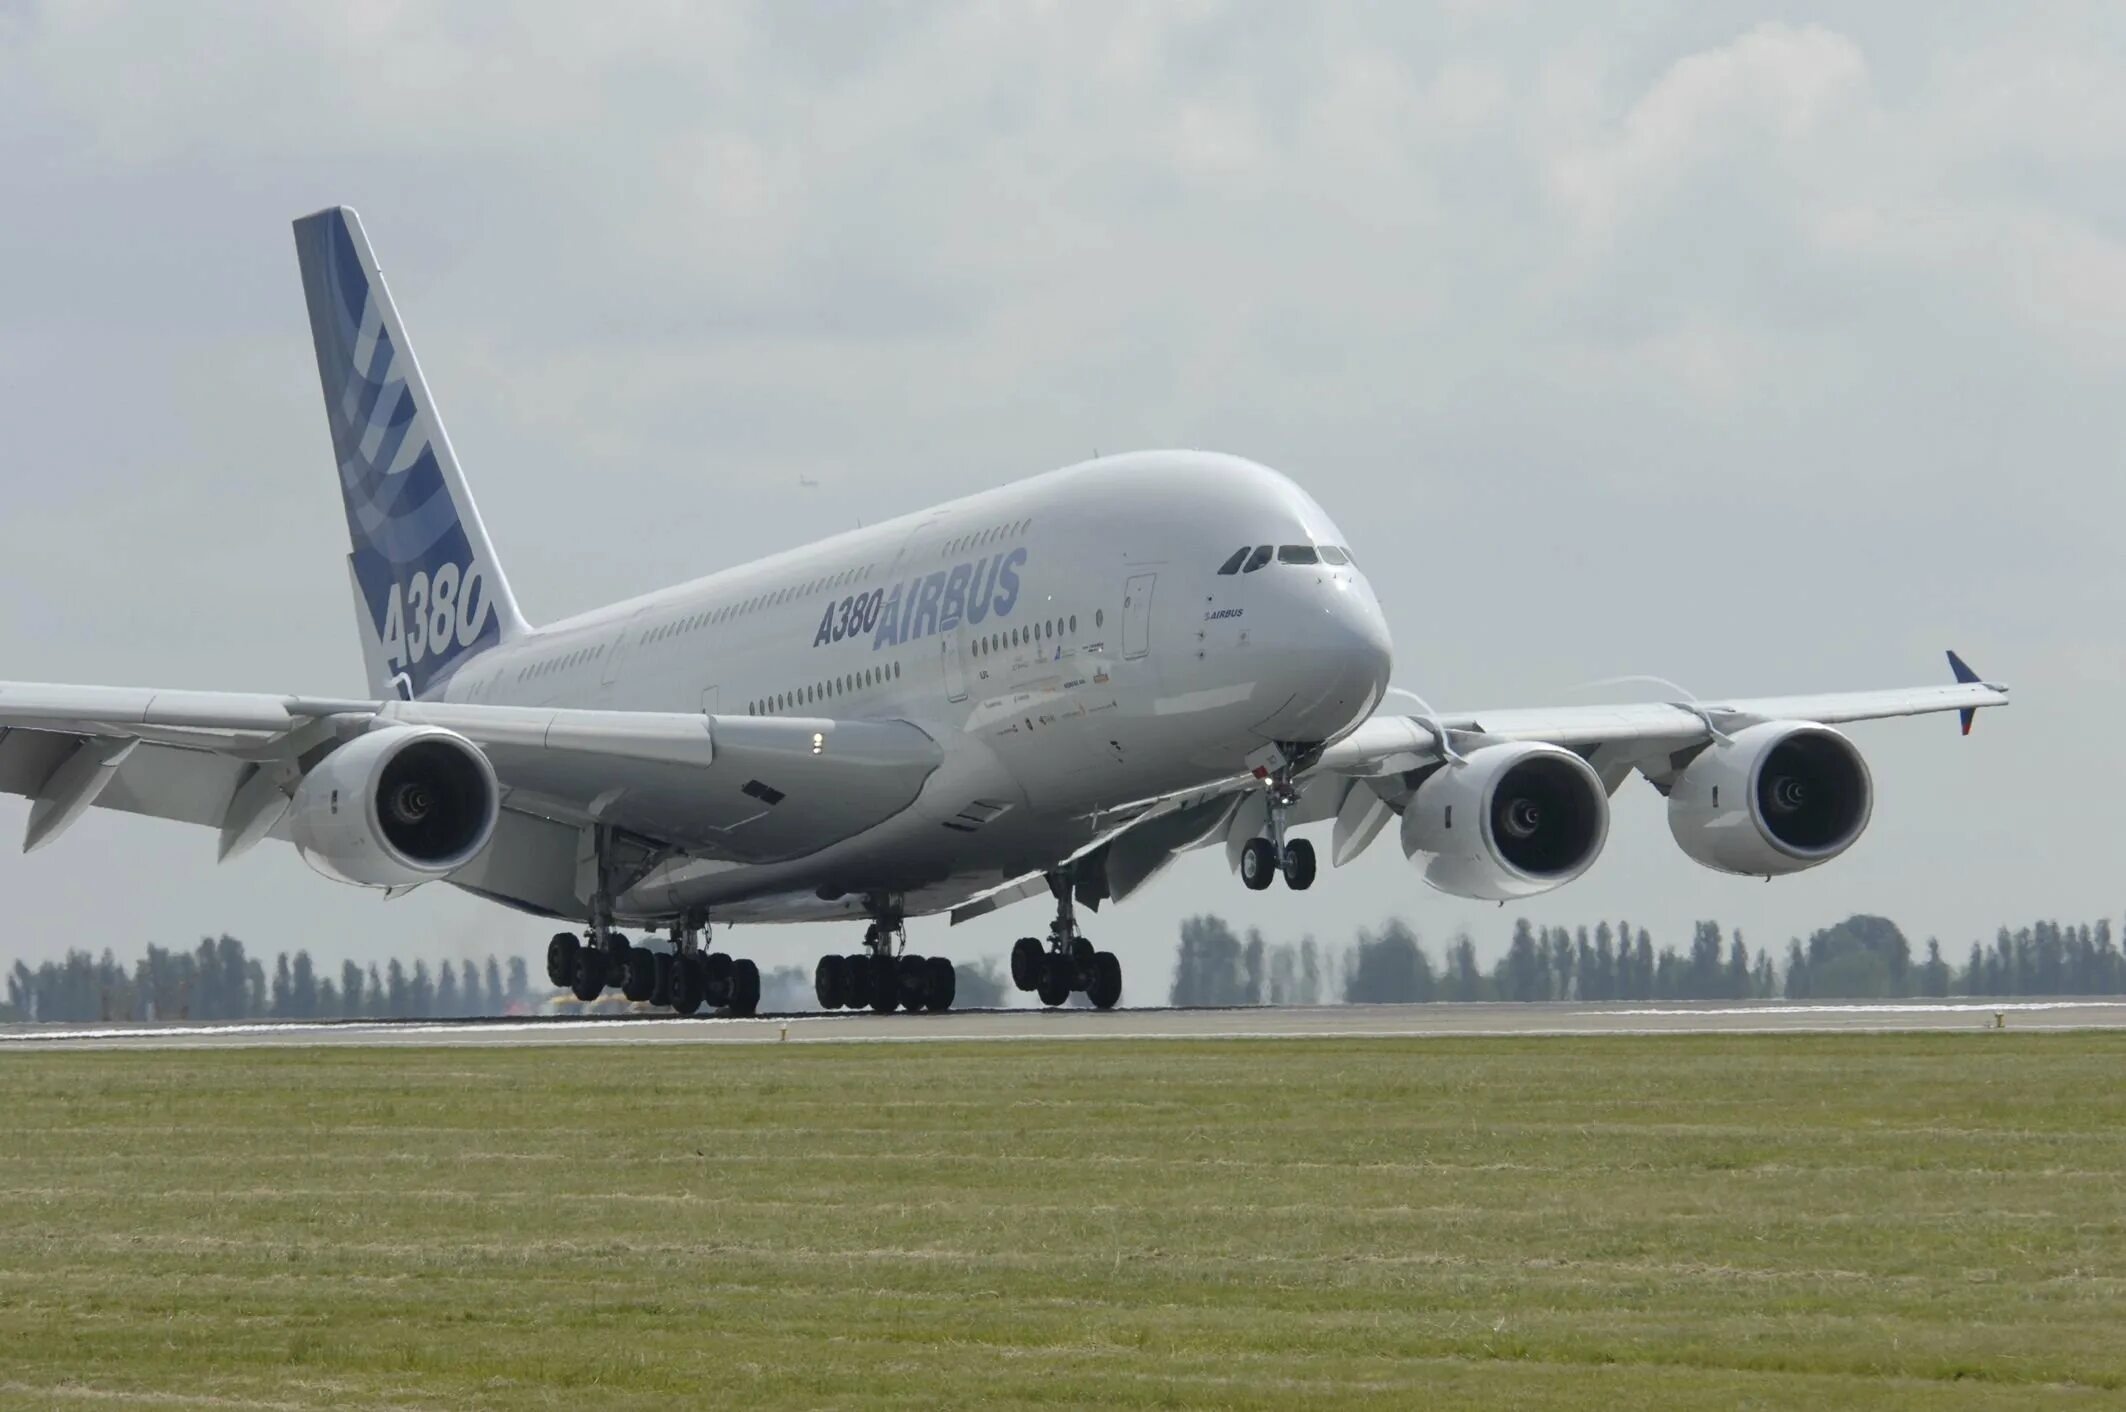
<box><xmin>1399</xmin><ymin>742</ymin><xmax>1609</xmax><ymax>901</ymax></box>
<box><xmin>288</xmin><ymin>725</ymin><xmax>500</xmax><ymax>888</ymax></box>
<box><xmin>1666</xmin><ymin>721</ymin><xmax>1872</xmax><ymax>877</ymax></box>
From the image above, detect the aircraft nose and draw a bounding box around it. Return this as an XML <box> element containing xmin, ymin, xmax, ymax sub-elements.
<box><xmin>1257</xmin><ymin>579</ymin><xmax>1393</xmax><ymax>742</ymax></box>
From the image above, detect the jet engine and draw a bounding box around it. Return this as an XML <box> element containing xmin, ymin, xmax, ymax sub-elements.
<box><xmin>1666</xmin><ymin>721</ymin><xmax>1871</xmax><ymax>876</ymax></box>
<box><xmin>288</xmin><ymin>725</ymin><xmax>500</xmax><ymax>887</ymax></box>
<box><xmin>1399</xmin><ymin>742</ymin><xmax>1609</xmax><ymax>901</ymax></box>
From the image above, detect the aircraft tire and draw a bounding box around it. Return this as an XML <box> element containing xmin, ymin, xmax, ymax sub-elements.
<box><xmin>842</xmin><ymin>954</ymin><xmax>873</xmax><ymax>1010</ymax></box>
<box><xmin>1036</xmin><ymin>956</ymin><xmax>1071</xmax><ymax>1008</ymax></box>
<box><xmin>815</xmin><ymin>955</ymin><xmax>846</xmax><ymax>1010</ymax></box>
<box><xmin>896</xmin><ymin>954</ymin><xmax>931</xmax><ymax>1012</ymax></box>
<box><xmin>546</xmin><ymin>933</ymin><xmax>579</xmax><ymax>988</ymax></box>
<box><xmin>703</xmin><ymin>953</ymin><xmax>735</xmax><ymax>1007</ymax></box>
<box><xmin>651</xmin><ymin>953</ymin><xmax>675</xmax><ymax>1008</ymax></box>
<box><xmin>868</xmin><ymin>954</ymin><xmax>900</xmax><ymax>1014</ymax></box>
<box><xmin>1240</xmin><ymin>837</ymin><xmax>1278</xmax><ymax>891</ymax></box>
<box><xmin>670</xmin><ymin>954</ymin><xmax>706</xmax><ymax>1016</ymax></box>
<box><xmin>1281</xmin><ymin>838</ymin><xmax>1317</xmax><ymax>891</ymax></box>
<box><xmin>924</xmin><ymin>956</ymin><xmax>957</xmax><ymax>1012</ymax></box>
<box><xmin>571</xmin><ymin>947</ymin><xmax>607</xmax><ymax>1003</ymax></box>
<box><xmin>1069</xmin><ymin>936</ymin><xmax>1096</xmax><ymax>989</ymax></box>
<box><xmin>1088</xmin><ymin>951</ymin><xmax>1122</xmax><ymax>1011</ymax></box>
<box><xmin>1010</xmin><ymin>937</ymin><xmax>1043</xmax><ymax>991</ymax></box>
<box><xmin>728</xmin><ymin>958</ymin><xmax>760</xmax><ymax>1017</ymax></box>
<box><xmin>621</xmin><ymin>947</ymin><xmax>657</xmax><ymax>1003</ymax></box>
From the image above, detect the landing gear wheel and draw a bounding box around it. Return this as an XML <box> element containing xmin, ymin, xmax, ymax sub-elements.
<box><xmin>604</xmin><ymin>932</ymin><xmax>632</xmax><ymax>973</ymax></box>
<box><xmin>621</xmin><ymin>947</ymin><xmax>657</xmax><ymax>1003</ymax></box>
<box><xmin>868</xmin><ymin>954</ymin><xmax>900</xmax><ymax>1014</ymax></box>
<box><xmin>1281</xmin><ymin>838</ymin><xmax>1317</xmax><ymax>891</ymax></box>
<box><xmin>924</xmin><ymin>956</ymin><xmax>957</xmax><ymax>1012</ymax></box>
<box><xmin>1087</xmin><ymin>951</ymin><xmax>1122</xmax><ymax>1010</ymax></box>
<box><xmin>1069</xmin><ymin>936</ymin><xmax>1096</xmax><ymax>989</ymax></box>
<box><xmin>815</xmin><ymin>955</ymin><xmax>846</xmax><ymax>1011</ymax></box>
<box><xmin>571</xmin><ymin>947</ymin><xmax>607</xmax><ymax>1003</ymax></box>
<box><xmin>650</xmin><ymin>953</ymin><xmax>675</xmax><ymax>1009</ymax></box>
<box><xmin>896</xmin><ymin>954</ymin><xmax>930</xmax><ymax>1012</ymax></box>
<box><xmin>727</xmin><ymin>958</ymin><xmax>760</xmax><ymax>1017</ymax></box>
<box><xmin>842</xmin><ymin>954</ymin><xmax>872</xmax><ymax>1010</ymax></box>
<box><xmin>1010</xmin><ymin>937</ymin><xmax>1044</xmax><ymax>992</ymax></box>
<box><xmin>1240</xmin><ymin>837</ymin><xmax>1278</xmax><ymax>891</ymax></box>
<box><xmin>670</xmin><ymin>954</ymin><xmax>706</xmax><ymax>1016</ymax></box>
<box><xmin>1036</xmin><ymin>955</ymin><xmax>1071</xmax><ymax>1009</ymax></box>
<box><xmin>703</xmin><ymin>953</ymin><xmax>735</xmax><ymax>1007</ymax></box>
<box><xmin>546</xmin><ymin>933</ymin><xmax>580</xmax><ymax>988</ymax></box>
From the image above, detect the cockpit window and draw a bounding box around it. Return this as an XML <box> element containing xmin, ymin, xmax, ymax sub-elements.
<box><xmin>1216</xmin><ymin>547</ymin><xmax>1249</xmax><ymax>575</ymax></box>
<box><xmin>1277</xmin><ymin>545</ymin><xmax>1319</xmax><ymax>565</ymax></box>
<box><xmin>1242</xmin><ymin>544</ymin><xmax>1273</xmax><ymax>573</ymax></box>
<box><xmin>1318</xmin><ymin>545</ymin><xmax>1350</xmax><ymax>565</ymax></box>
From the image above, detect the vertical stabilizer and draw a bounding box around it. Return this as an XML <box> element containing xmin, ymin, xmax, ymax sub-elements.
<box><xmin>292</xmin><ymin>206</ymin><xmax>530</xmax><ymax>699</ymax></box>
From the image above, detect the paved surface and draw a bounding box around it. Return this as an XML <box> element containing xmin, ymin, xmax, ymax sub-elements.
<box><xmin>3</xmin><ymin>999</ymin><xmax>2121</xmax><ymax>1050</ymax></box>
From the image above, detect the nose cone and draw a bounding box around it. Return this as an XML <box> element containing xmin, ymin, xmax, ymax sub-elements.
<box><xmin>1256</xmin><ymin>579</ymin><xmax>1393</xmax><ymax>743</ymax></box>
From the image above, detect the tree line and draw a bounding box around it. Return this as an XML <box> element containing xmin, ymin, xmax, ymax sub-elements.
<box><xmin>1</xmin><ymin>936</ymin><xmax>1014</xmax><ymax>1024</ymax></box>
<box><xmin>4</xmin><ymin>936</ymin><xmax>536</xmax><ymax>1024</ymax></box>
<box><xmin>1171</xmin><ymin>913</ymin><xmax>2126</xmax><ymax>1006</ymax></box>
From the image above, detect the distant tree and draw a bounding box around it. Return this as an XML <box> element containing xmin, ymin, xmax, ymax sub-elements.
<box><xmin>316</xmin><ymin>978</ymin><xmax>340</xmax><ymax>1017</ymax></box>
<box><xmin>1171</xmin><ymin>915</ymin><xmax>1249</xmax><ymax>1007</ymax></box>
<box><xmin>1633</xmin><ymin>928</ymin><xmax>1654</xmax><ymax>1001</ymax></box>
<box><xmin>1242</xmin><ymin>929</ymin><xmax>1267</xmax><ymax>1006</ymax></box>
<box><xmin>290</xmin><ymin>951</ymin><xmax>317</xmax><ymax>1019</ymax></box>
<box><xmin>505</xmin><ymin>957</ymin><xmax>529</xmax><ymax>1009</ymax></box>
<box><xmin>365</xmin><ymin>964</ymin><xmax>386</xmax><ymax>1018</ymax></box>
<box><xmin>436</xmin><ymin>960</ymin><xmax>460</xmax><ymax>1016</ymax></box>
<box><xmin>341</xmin><ymin>960</ymin><xmax>365</xmax><ymax>1017</ymax></box>
<box><xmin>1344</xmin><ymin>920</ymin><xmax>1434</xmax><ymax>1003</ymax></box>
<box><xmin>271</xmin><ymin>953</ymin><xmax>294</xmax><ymax>1018</ymax></box>
<box><xmin>1501</xmin><ymin>919</ymin><xmax>1542</xmax><ymax>1002</ymax></box>
<box><xmin>460</xmin><ymin>960</ymin><xmax>484</xmax><ymax>1015</ymax></box>
<box><xmin>954</xmin><ymin>959</ymin><xmax>1008</xmax><ymax>1009</ymax></box>
<box><xmin>1917</xmin><ymin>939</ymin><xmax>1951</xmax><ymax>997</ymax></box>
<box><xmin>1443</xmin><ymin>932</ymin><xmax>1488</xmax><ymax>1002</ymax></box>
<box><xmin>410</xmin><ymin>961</ymin><xmax>435</xmax><ymax>1018</ymax></box>
<box><xmin>1725</xmin><ymin>933</ymin><xmax>1751</xmax><ymax>1000</ymax></box>
<box><xmin>1297</xmin><ymin>938</ymin><xmax>1322</xmax><ymax>1006</ymax></box>
<box><xmin>385</xmin><ymin>960</ymin><xmax>409</xmax><ymax>1017</ymax></box>
<box><xmin>486</xmin><ymin>957</ymin><xmax>506</xmax><ymax>1011</ymax></box>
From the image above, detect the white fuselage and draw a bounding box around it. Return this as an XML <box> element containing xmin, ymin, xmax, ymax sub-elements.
<box><xmin>440</xmin><ymin>451</ymin><xmax>1394</xmax><ymax>926</ymax></box>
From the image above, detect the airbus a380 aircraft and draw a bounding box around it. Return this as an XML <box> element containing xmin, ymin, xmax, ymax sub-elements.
<box><xmin>0</xmin><ymin>209</ymin><xmax>2009</xmax><ymax>1017</ymax></box>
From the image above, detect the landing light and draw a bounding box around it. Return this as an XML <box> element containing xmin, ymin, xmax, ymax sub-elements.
<box><xmin>812</xmin><ymin>732</ymin><xmax>824</xmax><ymax>755</ymax></box>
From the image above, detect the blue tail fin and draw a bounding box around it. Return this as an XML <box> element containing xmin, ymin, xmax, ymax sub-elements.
<box><xmin>293</xmin><ymin>207</ymin><xmax>529</xmax><ymax>700</ymax></box>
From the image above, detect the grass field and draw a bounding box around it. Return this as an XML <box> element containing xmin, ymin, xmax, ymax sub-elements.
<box><xmin>2</xmin><ymin>1034</ymin><xmax>2123</xmax><ymax>1409</ymax></box>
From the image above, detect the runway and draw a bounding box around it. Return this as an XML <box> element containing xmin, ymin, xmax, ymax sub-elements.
<box><xmin>4</xmin><ymin>998</ymin><xmax>2124</xmax><ymax>1049</ymax></box>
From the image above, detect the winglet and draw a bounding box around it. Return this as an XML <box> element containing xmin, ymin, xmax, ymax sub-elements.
<box><xmin>1947</xmin><ymin>650</ymin><xmax>1980</xmax><ymax>734</ymax></box>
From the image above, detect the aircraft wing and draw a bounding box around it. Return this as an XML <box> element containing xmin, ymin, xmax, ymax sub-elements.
<box><xmin>0</xmin><ymin>682</ymin><xmax>942</xmax><ymax>863</ymax></box>
<box><xmin>1062</xmin><ymin>656</ymin><xmax>2009</xmax><ymax>895</ymax></box>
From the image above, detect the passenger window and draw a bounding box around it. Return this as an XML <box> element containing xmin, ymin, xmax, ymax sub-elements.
<box><xmin>1278</xmin><ymin>545</ymin><xmax>1319</xmax><ymax>565</ymax></box>
<box><xmin>1216</xmin><ymin>547</ymin><xmax>1249</xmax><ymax>575</ymax></box>
<box><xmin>1242</xmin><ymin>545</ymin><xmax>1272</xmax><ymax>573</ymax></box>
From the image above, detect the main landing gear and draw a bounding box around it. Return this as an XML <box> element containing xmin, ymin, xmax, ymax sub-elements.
<box><xmin>543</xmin><ymin>915</ymin><xmax>760</xmax><ymax>1017</ymax></box>
<box><xmin>1011</xmin><ymin>872</ymin><xmax>1122</xmax><ymax>1010</ymax></box>
<box><xmin>814</xmin><ymin>908</ymin><xmax>957</xmax><ymax>1013</ymax></box>
<box><xmin>1239</xmin><ymin>759</ymin><xmax>1316</xmax><ymax>893</ymax></box>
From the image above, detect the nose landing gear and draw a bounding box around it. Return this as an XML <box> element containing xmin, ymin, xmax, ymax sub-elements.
<box><xmin>1010</xmin><ymin>871</ymin><xmax>1123</xmax><ymax>1010</ymax></box>
<box><xmin>1239</xmin><ymin>757</ymin><xmax>1317</xmax><ymax>892</ymax></box>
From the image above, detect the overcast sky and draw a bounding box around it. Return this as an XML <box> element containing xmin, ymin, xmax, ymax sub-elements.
<box><xmin>1</xmin><ymin>3</ymin><xmax>2120</xmax><ymax>990</ymax></box>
